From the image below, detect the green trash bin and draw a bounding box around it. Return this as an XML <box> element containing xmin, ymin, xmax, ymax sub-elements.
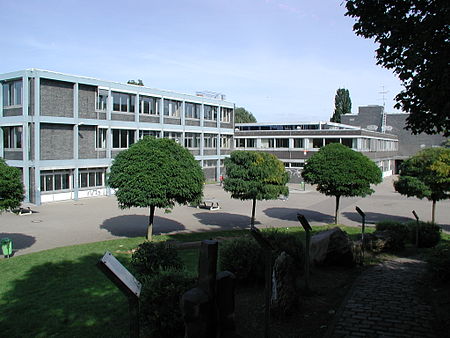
<box><xmin>1</xmin><ymin>238</ymin><xmax>13</xmax><ymax>258</ymax></box>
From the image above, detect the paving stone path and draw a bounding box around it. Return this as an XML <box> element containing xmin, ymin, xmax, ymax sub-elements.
<box><xmin>329</xmin><ymin>257</ymin><xmax>436</xmax><ymax>338</ymax></box>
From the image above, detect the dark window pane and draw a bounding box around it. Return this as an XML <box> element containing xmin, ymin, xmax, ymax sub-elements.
<box><xmin>112</xmin><ymin>130</ymin><xmax>120</xmax><ymax>148</ymax></box>
<box><xmin>62</xmin><ymin>174</ymin><xmax>70</xmax><ymax>189</ymax></box>
<box><xmin>80</xmin><ymin>173</ymin><xmax>88</xmax><ymax>188</ymax></box>
<box><xmin>89</xmin><ymin>172</ymin><xmax>95</xmax><ymax>187</ymax></box>
<box><xmin>54</xmin><ymin>174</ymin><xmax>62</xmax><ymax>190</ymax></box>
<box><xmin>96</xmin><ymin>172</ymin><xmax>103</xmax><ymax>186</ymax></box>
<box><xmin>121</xmin><ymin>130</ymin><xmax>128</xmax><ymax>148</ymax></box>
<box><xmin>45</xmin><ymin>176</ymin><xmax>53</xmax><ymax>191</ymax></box>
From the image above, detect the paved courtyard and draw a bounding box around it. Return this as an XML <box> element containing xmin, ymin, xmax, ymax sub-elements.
<box><xmin>1</xmin><ymin>177</ymin><xmax>449</xmax><ymax>256</ymax></box>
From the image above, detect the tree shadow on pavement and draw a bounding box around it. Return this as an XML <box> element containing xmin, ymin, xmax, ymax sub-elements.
<box><xmin>193</xmin><ymin>212</ymin><xmax>258</xmax><ymax>229</ymax></box>
<box><xmin>0</xmin><ymin>233</ymin><xmax>36</xmax><ymax>254</ymax></box>
<box><xmin>263</xmin><ymin>207</ymin><xmax>334</xmax><ymax>224</ymax></box>
<box><xmin>100</xmin><ymin>214</ymin><xmax>185</xmax><ymax>237</ymax></box>
<box><xmin>342</xmin><ymin>212</ymin><xmax>412</xmax><ymax>224</ymax></box>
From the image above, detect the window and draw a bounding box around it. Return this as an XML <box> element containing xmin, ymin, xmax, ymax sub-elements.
<box><xmin>112</xmin><ymin>92</ymin><xmax>135</xmax><ymax>113</ymax></box>
<box><xmin>290</xmin><ymin>162</ymin><xmax>304</xmax><ymax>168</ymax></box>
<box><xmin>293</xmin><ymin>138</ymin><xmax>304</xmax><ymax>148</ymax></box>
<box><xmin>79</xmin><ymin>168</ymin><xmax>106</xmax><ymax>188</ymax></box>
<box><xmin>276</xmin><ymin>138</ymin><xmax>289</xmax><ymax>148</ymax></box>
<box><xmin>204</xmin><ymin>160</ymin><xmax>217</xmax><ymax>167</ymax></box>
<box><xmin>2</xmin><ymin>126</ymin><xmax>22</xmax><ymax>149</ymax></box>
<box><xmin>236</xmin><ymin>138</ymin><xmax>245</xmax><ymax>148</ymax></box>
<box><xmin>220</xmin><ymin>135</ymin><xmax>232</xmax><ymax>148</ymax></box>
<box><xmin>204</xmin><ymin>105</ymin><xmax>218</xmax><ymax>121</ymax></box>
<box><xmin>260</xmin><ymin>138</ymin><xmax>274</xmax><ymax>148</ymax></box>
<box><xmin>185</xmin><ymin>102</ymin><xmax>201</xmax><ymax>119</ymax></box>
<box><xmin>139</xmin><ymin>130</ymin><xmax>160</xmax><ymax>139</ymax></box>
<box><xmin>163</xmin><ymin>99</ymin><xmax>181</xmax><ymax>117</ymax></box>
<box><xmin>163</xmin><ymin>131</ymin><xmax>182</xmax><ymax>144</ymax></box>
<box><xmin>96</xmin><ymin>89</ymin><xmax>108</xmax><ymax>111</ymax></box>
<box><xmin>2</xmin><ymin>80</ymin><xmax>22</xmax><ymax>106</ymax></box>
<box><xmin>221</xmin><ymin>107</ymin><xmax>232</xmax><ymax>123</ymax></box>
<box><xmin>325</xmin><ymin>138</ymin><xmax>339</xmax><ymax>145</ymax></box>
<box><xmin>95</xmin><ymin>128</ymin><xmax>107</xmax><ymax>149</ymax></box>
<box><xmin>112</xmin><ymin>129</ymin><xmax>135</xmax><ymax>148</ymax></box>
<box><xmin>185</xmin><ymin>133</ymin><xmax>200</xmax><ymax>148</ymax></box>
<box><xmin>312</xmin><ymin>138</ymin><xmax>323</xmax><ymax>148</ymax></box>
<box><xmin>204</xmin><ymin>134</ymin><xmax>217</xmax><ymax>148</ymax></box>
<box><xmin>341</xmin><ymin>138</ymin><xmax>354</xmax><ymax>148</ymax></box>
<box><xmin>246</xmin><ymin>138</ymin><xmax>256</xmax><ymax>148</ymax></box>
<box><xmin>40</xmin><ymin>170</ymin><xmax>71</xmax><ymax>192</ymax></box>
<box><xmin>139</xmin><ymin>95</ymin><xmax>159</xmax><ymax>115</ymax></box>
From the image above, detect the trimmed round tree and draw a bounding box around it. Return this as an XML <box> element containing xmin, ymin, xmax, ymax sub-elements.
<box><xmin>302</xmin><ymin>143</ymin><xmax>382</xmax><ymax>224</ymax></box>
<box><xmin>394</xmin><ymin>147</ymin><xmax>450</xmax><ymax>223</ymax></box>
<box><xmin>223</xmin><ymin>151</ymin><xmax>289</xmax><ymax>228</ymax></box>
<box><xmin>0</xmin><ymin>158</ymin><xmax>24</xmax><ymax>213</ymax></box>
<box><xmin>107</xmin><ymin>137</ymin><xmax>204</xmax><ymax>240</ymax></box>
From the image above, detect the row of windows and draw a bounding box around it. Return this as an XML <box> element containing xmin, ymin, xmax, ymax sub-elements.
<box><xmin>2</xmin><ymin>80</ymin><xmax>22</xmax><ymax>107</ymax></box>
<box><xmin>95</xmin><ymin>128</ymin><xmax>232</xmax><ymax>150</ymax></box>
<box><xmin>40</xmin><ymin>168</ymin><xmax>106</xmax><ymax>192</ymax></box>
<box><xmin>235</xmin><ymin>138</ymin><xmax>306</xmax><ymax>149</ymax></box>
<box><xmin>96</xmin><ymin>90</ymin><xmax>232</xmax><ymax>121</ymax></box>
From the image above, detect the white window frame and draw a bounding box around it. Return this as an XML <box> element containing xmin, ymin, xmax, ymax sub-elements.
<box><xmin>112</xmin><ymin>129</ymin><xmax>135</xmax><ymax>149</ymax></box>
<box><xmin>40</xmin><ymin>170</ymin><xmax>72</xmax><ymax>192</ymax></box>
<box><xmin>2</xmin><ymin>80</ymin><xmax>22</xmax><ymax>107</ymax></box>
<box><xmin>2</xmin><ymin>126</ymin><xmax>22</xmax><ymax>149</ymax></box>
<box><xmin>78</xmin><ymin>168</ymin><xmax>106</xmax><ymax>189</ymax></box>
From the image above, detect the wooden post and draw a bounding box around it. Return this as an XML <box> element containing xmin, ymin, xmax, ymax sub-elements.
<box><xmin>412</xmin><ymin>210</ymin><xmax>419</xmax><ymax>249</ymax></box>
<box><xmin>297</xmin><ymin>214</ymin><xmax>312</xmax><ymax>292</ymax></box>
<box><xmin>355</xmin><ymin>207</ymin><xmax>366</xmax><ymax>265</ymax></box>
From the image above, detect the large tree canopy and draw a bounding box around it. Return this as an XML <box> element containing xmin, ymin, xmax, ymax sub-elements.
<box><xmin>0</xmin><ymin>158</ymin><xmax>24</xmax><ymax>213</ymax></box>
<box><xmin>394</xmin><ymin>147</ymin><xmax>450</xmax><ymax>223</ymax></box>
<box><xmin>345</xmin><ymin>0</ymin><xmax>450</xmax><ymax>136</ymax></box>
<box><xmin>302</xmin><ymin>143</ymin><xmax>382</xmax><ymax>223</ymax></box>
<box><xmin>234</xmin><ymin>107</ymin><xmax>257</xmax><ymax>123</ymax></box>
<box><xmin>224</xmin><ymin>151</ymin><xmax>288</xmax><ymax>227</ymax></box>
<box><xmin>330</xmin><ymin>88</ymin><xmax>352</xmax><ymax>123</ymax></box>
<box><xmin>108</xmin><ymin>137</ymin><xmax>204</xmax><ymax>240</ymax></box>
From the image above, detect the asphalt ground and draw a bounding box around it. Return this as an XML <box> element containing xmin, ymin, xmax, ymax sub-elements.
<box><xmin>1</xmin><ymin>177</ymin><xmax>449</xmax><ymax>257</ymax></box>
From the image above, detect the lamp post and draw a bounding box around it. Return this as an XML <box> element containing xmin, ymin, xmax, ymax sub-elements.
<box><xmin>355</xmin><ymin>206</ymin><xmax>366</xmax><ymax>265</ymax></box>
<box><xmin>297</xmin><ymin>213</ymin><xmax>312</xmax><ymax>292</ymax></box>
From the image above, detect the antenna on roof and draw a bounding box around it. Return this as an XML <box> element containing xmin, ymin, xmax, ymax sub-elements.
<box><xmin>379</xmin><ymin>86</ymin><xmax>388</xmax><ymax>133</ymax></box>
<box><xmin>196</xmin><ymin>90</ymin><xmax>226</xmax><ymax>100</ymax></box>
<box><xmin>379</xmin><ymin>85</ymin><xmax>388</xmax><ymax>108</ymax></box>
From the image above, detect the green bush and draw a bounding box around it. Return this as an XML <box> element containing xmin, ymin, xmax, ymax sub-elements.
<box><xmin>219</xmin><ymin>236</ymin><xmax>264</xmax><ymax>283</ymax></box>
<box><xmin>139</xmin><ymin>269</ymin><xmax>196</xmax><ymax>338</ymax></box>
<box><xmin>264</xmin><ymin>229</ymin><xmax>305</xmax><ymax>272</ymax></box>
<box><xmin>406</xmin><ymin>221</ymin><xmax>441</xmax><ymax>248</ymax></box>
<box><xmin>375</xmin><ymin>221</ymin><xmax>410</xmax><ymax>250</ymax></box>
<box><xmin>427</xmin><ymin>243</ymin><xmax>450</xmax><ymax>282</ymax></box>
<box><xmin>131</xmin><ymin>241</ymin><xmax>184</xmax><ymax>276</ymax></box>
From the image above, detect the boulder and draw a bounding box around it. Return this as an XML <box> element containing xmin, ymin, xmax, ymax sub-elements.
<box><xmin>271</xmin><ymin>251</ymin><xmax>299</xmax><ymax>317</ymax></box>
<box><xmin>310</xmin><ymin>227</ymin><xmax>354</xmax><ymax>266</ymax></box>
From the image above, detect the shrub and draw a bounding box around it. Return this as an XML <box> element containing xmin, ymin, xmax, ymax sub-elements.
<box><xmin>406</xmin><ymin>221</ymin><xmax>441</xmax><ymax>248</ymax></box>
<box><xmin>264</xmin><ymin>229</ymin><xmax>305</xmax><ymax>272</ymax></box>
<box><xmin>219</xmin><ymin>236</ymin><xmax>264</xmax><ymax>283</ymax></box>
<box><xmin>375</xmin><ymin>221</ymin><xmax>410</xmax><ymax>249</ymax></box>
<box><xmin>427</xmin><ymin>243</ymin><xmax>450</xmax><ymax>282</ymax></box>
<box><xmin>131</xmin><ymin>241</ymin><xmax>184</xmax><ymax>276</ymax></box>
<box><xmin>139</xmin><ymin>269</ymin><xmax>196</xmax><ymax>338</ymax></box>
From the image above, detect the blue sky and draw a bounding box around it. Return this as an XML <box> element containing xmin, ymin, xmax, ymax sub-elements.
<box><xmin>0</xmin><ymin>0</ymin><xmax>403</xmax><ymax>122</ymax></box>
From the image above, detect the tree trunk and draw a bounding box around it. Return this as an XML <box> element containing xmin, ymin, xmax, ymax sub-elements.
<box><xmin>431</xmin><ymin>200</ymin><xmax>436</xmax><ymax>224</ymax></box>
<box><xmin>251</xmin><ymin>197</ymin><xmax>257</xmax><ymax>228</ymax></box>
<box><xmin>335</xmin><ymin>195</ymin><xmax>340</xmax><ymax>224</ymax></box>
<box><xmin>147</xmin><ymin>205</ymin><xmax>155</xmax><ymax>241</ymax></box>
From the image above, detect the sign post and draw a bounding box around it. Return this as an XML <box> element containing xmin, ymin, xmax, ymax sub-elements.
<box><xmin>250</xmin><ymin>226</ymin><xmax>274</xmax><ymax>338</ymax></box>
<box><xmin>355</xmin><ymin>206</ymin><xmax>366</xmax><ymax>265</ymax></box>
<box><xmin>296</xmin><ymin>213</ymin><xmax>312</xmax><ymax>292</ymax></box>
<box><xmin>97</xmin><ymin>251</ymin><xmax>142</xmax><ymax>338</ymax></box>
<box><xmin>412</xmin><ymin>210</ymin><xmax>420</xmax><ymax>249</ymax></box>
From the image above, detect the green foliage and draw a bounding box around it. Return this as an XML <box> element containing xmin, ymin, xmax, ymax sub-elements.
<box><xmin>427</xmin><ymin>243</ymin><xmax>450</xmax><ymax>282</ymax></box>
<box><xmin>108</xmin><ymin>137</ymin><xmax>204</xmax><ymax>209</ymax></box>
<box><xmin>330</xmin><ymin>88</ymin><xmax>352</xmax><ymax>123</ymax></box>
<box><xmin>375</xmin><ymin>221</ymin><xmax>410</xmax><ymax>243</ymax></box>
<box><xmin>345</xmin><ymin>0</ymin><xmax>450</xmax><ymax>136</ymax></box>
<box><xmin>139</xmin><ymin>269</ymin><xmax>196</xmax><ymax>338</ymax></box>
<box><xmin>131</xmin><ymin>242</ymin><xmax>184</xmax><ymax>276</ymax></box>
<box><xmin>0</xmin><ymin>158</ymin><xmax>24</xmax><ymax>212</ymax></box>
<box><xmin>406</xmin><ymin>221</ymin><xmax>441</xmax><ymax>248</ymax></box>
<box><xmin>302</xmin><ymin>143</ymin><xmax>382</xmax><ymax>222</ymax></box>
<box><xmin>234</xmin><ymin>107</ymin><xmax>257</xmax><ymax>123</ymax></box>
<box><xmin>219</xmin><ymin>236</ymin><xmax>264</xmax><ymax>283</ymax></box>
<box><xmin>394</xmin><ymin>148</ymin><xmax>450</xmax><ymax>222</ymax></box>
<box><xmin>264</xmin><ymin>229</ymin><xmax>305</xmax><ymax>272</ymax></box>
<box><xmin>224</xmin><ymin>151</ymin><xmax>289</xmax><ymax>201</ymax></box>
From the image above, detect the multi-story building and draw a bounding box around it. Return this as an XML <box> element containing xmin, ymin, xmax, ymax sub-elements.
<box><xmin>0</xmin><ymin>69</ymin><xmax>234</xmax><ymax>204</ymax></box>
<box><xmin>234</xmin><ymin>121</ymin><xmax>399</xmax><ymax>182</ymax></box>
<box><xmin>341</xmin><ymin>105</ymin><xmax>447</xmax><ymax>171</ymax></box>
